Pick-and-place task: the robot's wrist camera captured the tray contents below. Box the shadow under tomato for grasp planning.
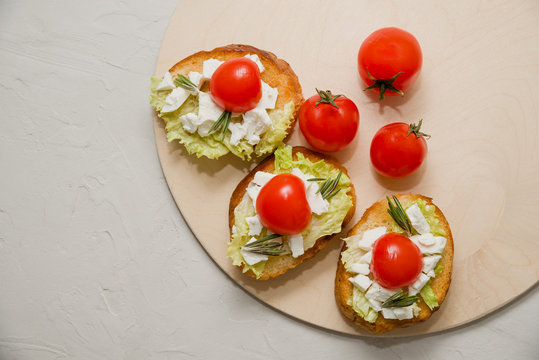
[370,158,428,192]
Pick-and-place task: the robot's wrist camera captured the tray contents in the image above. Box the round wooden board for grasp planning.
[153,0,539,336]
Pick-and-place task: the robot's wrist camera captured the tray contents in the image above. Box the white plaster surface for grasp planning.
[0,1,538,359]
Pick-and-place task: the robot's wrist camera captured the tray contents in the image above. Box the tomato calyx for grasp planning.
[407,119,431,139]
[364,68,404,100]
[315,88,342,108]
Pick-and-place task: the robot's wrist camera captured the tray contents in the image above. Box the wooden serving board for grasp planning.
[153,0,539,336]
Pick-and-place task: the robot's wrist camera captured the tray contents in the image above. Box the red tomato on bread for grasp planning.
[358,27,422,100]
[256,174,311,235]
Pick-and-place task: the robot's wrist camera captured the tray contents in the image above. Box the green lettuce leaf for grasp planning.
[419,282,439,310]
[348,287,378,323]
[226,145,354,278]
[150,76,294,160]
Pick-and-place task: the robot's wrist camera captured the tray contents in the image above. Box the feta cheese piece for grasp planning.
[246,215,263,236]
[161,87,190,113]
[178,113,198,133]
[288,234,304,258]
[246,172,276,207]
[244,54,265,73]
[408,273,431,295]
[349,274,372,292]
[356,227,386,250]
[422,255,442,275]
[406,203,431,234]
[383,306,414,320]
[188,71,203,89]
[241,237,269,265]
[365,282,400,303]
[258,81,278,110]
[202,58,224,79]
[410,234,447,255]
[290,168,329,215]
[350,263,370,275]
[197,91,223,136]
[359,250,372,264]
[156,72,175,91]
[228,121,247,146]
[381,308,398,320]
[241,107,272,145]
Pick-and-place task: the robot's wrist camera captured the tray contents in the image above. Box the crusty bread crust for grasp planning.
[335,194,454,333]
[163,44,304,135]
[229,146,356,280]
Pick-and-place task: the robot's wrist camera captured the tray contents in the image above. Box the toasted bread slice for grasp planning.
[154,44,303,159]
[229,146,356,280]
[335,194,454,333]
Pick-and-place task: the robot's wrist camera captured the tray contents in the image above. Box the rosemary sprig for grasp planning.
[387,195,417,236]
[310,171,343,200]
[382,289,419,308]
[208,110,231,140]
[174,74,198,92]
[242,234,286,256]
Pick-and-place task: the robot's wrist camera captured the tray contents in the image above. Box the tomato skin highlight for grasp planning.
[210,57,262,113]
[298,92,359,152]
[370,122,428,178]
[370,233,423,289]
[358,27,422,98]
[255,174,312,235]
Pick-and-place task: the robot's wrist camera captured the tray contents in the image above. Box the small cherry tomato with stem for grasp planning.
[299,89,359,152]
[370,119,430,178]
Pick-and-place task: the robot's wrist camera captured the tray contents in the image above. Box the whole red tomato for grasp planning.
[299,89,359,152]
[370,120,430,178]
[358,27,422,100]
[256,174,311,235]
[210,57,262,113]
[371,233,423,289]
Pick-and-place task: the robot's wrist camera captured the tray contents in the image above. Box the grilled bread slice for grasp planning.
[228,146,356,280]
[335,194,454,333]
[150,44,303,160]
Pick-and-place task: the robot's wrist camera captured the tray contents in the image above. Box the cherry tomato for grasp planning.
[358,27,422,100]
[210,57,262,113]
[371,233,423,289]
[256,174,311,235]
[298,89,359,152]
[370,120,430,178]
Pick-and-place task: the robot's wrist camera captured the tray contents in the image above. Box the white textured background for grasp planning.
[0,1,538,359]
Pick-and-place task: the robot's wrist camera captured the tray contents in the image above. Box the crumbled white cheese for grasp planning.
[178,113,198,133]
[382,306,414,320]
[228,122,247,146]
[188,71,203,88]
[349,274,372,292]
[202,58,224,79]
[406,203,431,234]
[350,263,370,275]
[359,250,372,264]
[381,308,397,320]
[240,237,269,265]
[408,273,431,295]
[410,234,447,255]
[288,234,304,258]
[246,171,276,208]
[246,215,263,236]
[290,168,328,215]
[366,282,400,303]
[258,80,278,110]
[196,91,224,136]
[422,255,442,275]
[244,54,265,73]
[161,87,190,113]
[242,107,273,145]
[356,227,386,250]
[156,72,175,91]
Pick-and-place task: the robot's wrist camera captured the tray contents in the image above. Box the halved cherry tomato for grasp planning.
[358,27,422,100]
[298,89,359,152]
[371,233,423,289]
[370,120,430,178]
[210,57,262,113]
[256,174,311,235]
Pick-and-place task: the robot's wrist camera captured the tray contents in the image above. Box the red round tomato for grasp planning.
[370,120,429,178]
[298,89,359,152]
[371,233,423,289]
[358,27,422,100]
[256,174,311,235]
[210,57,262,113]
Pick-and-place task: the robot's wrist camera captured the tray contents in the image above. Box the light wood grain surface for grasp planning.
[153,0,539,336]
